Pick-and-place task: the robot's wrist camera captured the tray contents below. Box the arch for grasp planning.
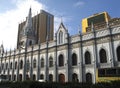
[29,40,32,46]
[40,74,44,79]
[59,31,63,44]
[85,51,91,64]
[49,56,53,67]
[26,74,29,80]
[49,74,53,82]
[33,59,36,68]
[20,60,23,69]
[9,75,11,81]
[15,61,17,69]
[58,54,64,67]
[86,73,92,83]
[59,74,65,83]
[14,75,16,81]
[1,63,4,70]
[72,53,77,66]
[26,59,29,72]
[41,58,44,68]
[19,74,22,81]
[10,62,12,69]
[33,74,36,81]
[117,46,120,61]
[72,73,78,82]
[99,48,107,63]
[6,63,8,70]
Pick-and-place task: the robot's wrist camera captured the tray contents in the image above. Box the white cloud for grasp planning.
[74,1,85,7]
[0,0,71,50]
[0,0,46,50]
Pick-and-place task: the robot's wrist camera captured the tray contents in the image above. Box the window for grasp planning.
[20,60,23,69]
[6,63,8,70]
[85,51,91,64]
[99,49,107,63]
[15,62,17,69]
[26,60,29,72]
[49,74,53,82]
[72,73,78,82]
[72,53,77,66]
[10,62,12,69]
[33,59,36,68]
[40,74,44,79]
[86,73,92,83]
[29,41,32,46]
[117,46,120,61]
[59,54,64,67]
[41,58,44,68]
[59,31,63,44]
[49,56,53,67]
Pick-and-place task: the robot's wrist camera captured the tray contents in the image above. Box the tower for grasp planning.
[18,8,36,48]
[17,9,54,49]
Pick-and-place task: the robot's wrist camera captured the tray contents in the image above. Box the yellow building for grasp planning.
[82,12,111,33]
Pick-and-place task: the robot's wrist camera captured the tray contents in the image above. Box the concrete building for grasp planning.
[0,8,120,83]
[17,8,54,49]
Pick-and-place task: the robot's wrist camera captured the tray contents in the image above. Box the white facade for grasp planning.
[0,10,120,83]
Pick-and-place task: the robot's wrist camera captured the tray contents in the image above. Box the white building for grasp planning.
[0,8,120,83]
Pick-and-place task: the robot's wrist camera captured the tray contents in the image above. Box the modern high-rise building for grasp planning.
[17,8,54,49]
[82,12,111,33]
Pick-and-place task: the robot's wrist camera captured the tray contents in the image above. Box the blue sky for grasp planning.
[0,0,120,49]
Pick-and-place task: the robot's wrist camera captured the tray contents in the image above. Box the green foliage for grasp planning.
[0,80,120,88]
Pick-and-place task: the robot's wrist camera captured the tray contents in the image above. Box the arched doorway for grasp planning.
[26,74,29,80]
[86,73,92,83]
[19,74,22,81]
[72,73,78,82]
[33,74,36,81]
[49,74,53,82]
[59,74,65,83]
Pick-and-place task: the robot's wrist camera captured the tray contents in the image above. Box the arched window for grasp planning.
[99,49,107,63]
[49,56,53,67]
[40,74,44,79]
[10,62,12,69]
[2,63,4,70]
[26,60,29,72]
[117,46,120,61]
[41,58,44,68]
[49,74,53,82]
[15,62,17,69]
[6,63,8,70]
[20,60,23,69]
[29,40,32,46]
[59,54,64,67]
[72,53,77,66]
[33,59,36,68]
[85,51,91,64]
[86,73,92,83]
[59,31,63,44]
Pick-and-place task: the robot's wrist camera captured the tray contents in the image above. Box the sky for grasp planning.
[0,0,120,50]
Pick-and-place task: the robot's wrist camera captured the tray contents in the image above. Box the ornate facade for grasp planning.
[0,8,120,83]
